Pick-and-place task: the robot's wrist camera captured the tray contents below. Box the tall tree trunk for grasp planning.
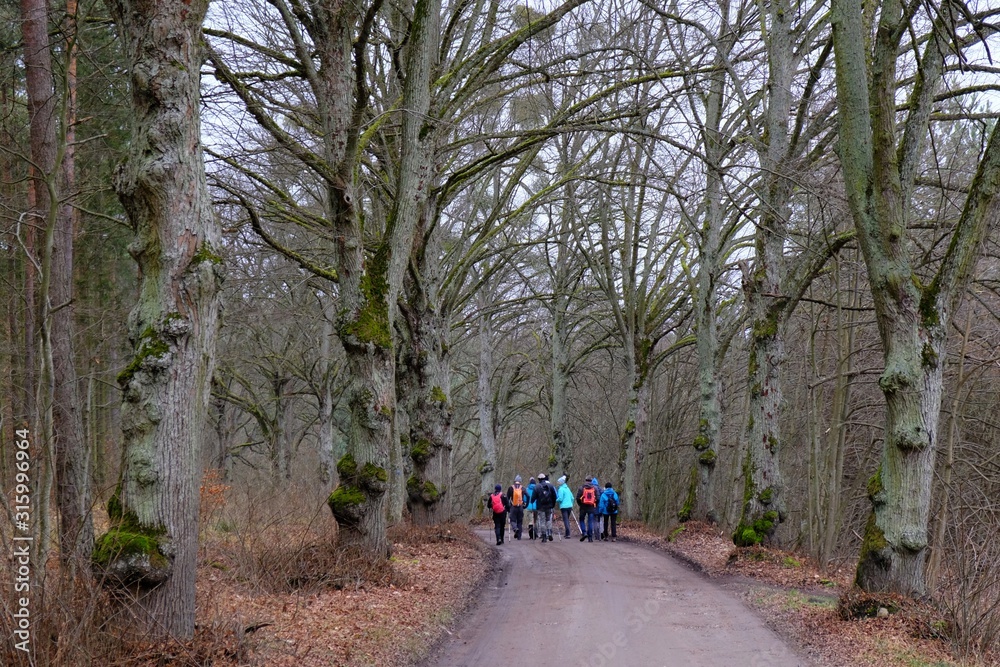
[319,0,392,555]
[819,266,856,567]
[399,300,452,525]
[326,0,438,551]
[20,0,50,429]
[734,0,793,546]
[620,341,649,520]
[51,0,92,573]
[832,0,1000,595]
[99,0,221,639]
[477,296,497,501]
[270,373,290,482]
[682,0,729,524]
[318,297,338,488]
[927,309,970,587]
[549,316,570,475]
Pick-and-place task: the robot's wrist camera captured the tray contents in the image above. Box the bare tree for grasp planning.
[831,0,1000,595]
[95,0,221,638]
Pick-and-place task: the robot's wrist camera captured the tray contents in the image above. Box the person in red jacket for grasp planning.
[576,477,599,542]
[488,483,511,545]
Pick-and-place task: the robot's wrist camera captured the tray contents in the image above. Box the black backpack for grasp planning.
[538,482,555,505]
[605,491,619,514]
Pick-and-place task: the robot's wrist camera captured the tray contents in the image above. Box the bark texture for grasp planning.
[100,0,221,638]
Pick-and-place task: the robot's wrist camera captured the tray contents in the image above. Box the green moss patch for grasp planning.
[92,522,172,588]
[192,241,224,266]
[410,439,433,466]
[93,528,165,568]
[337,453,359,479]
[328,485,366,526]
[340,249,391,349]
[430,386,447,404]
[406,475,442,505]
[116,327,170,386]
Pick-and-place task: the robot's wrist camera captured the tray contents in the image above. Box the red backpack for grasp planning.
[581,485,596,506]
[490,492,505,513]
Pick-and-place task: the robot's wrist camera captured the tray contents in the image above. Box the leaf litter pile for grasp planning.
[191,521,493,667]
[624,520,973,667]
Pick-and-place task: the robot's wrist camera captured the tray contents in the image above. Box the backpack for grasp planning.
[605,491,619,514]
[512,486,523,506]
[581,485,596,506]
[490,492,505,514]
[538,483,554,505]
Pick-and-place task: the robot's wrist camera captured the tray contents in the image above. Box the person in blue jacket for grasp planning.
[526,477,537,539]
[556,475,575,538]
[599,481,620,541]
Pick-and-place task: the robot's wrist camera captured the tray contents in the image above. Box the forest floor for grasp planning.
[183,521,495,667]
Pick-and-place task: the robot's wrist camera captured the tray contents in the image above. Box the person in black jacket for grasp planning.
[534,473,558,542]
[488,483,511,544]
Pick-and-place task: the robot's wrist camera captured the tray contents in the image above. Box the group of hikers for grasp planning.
[487,473,620,545]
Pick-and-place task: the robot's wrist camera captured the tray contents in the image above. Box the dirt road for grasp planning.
[424,529,812,667]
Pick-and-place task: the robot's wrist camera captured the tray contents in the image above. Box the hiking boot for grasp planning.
[580,535,587,542]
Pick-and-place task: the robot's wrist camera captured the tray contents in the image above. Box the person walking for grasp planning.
[556,475,574,538]
[507,475,527,539]
[526,477,537,539]
[599,481,621,541]
[488,483,511,545]
[576,477,599,542]
[591,475,603,537]
[534,473,558,542]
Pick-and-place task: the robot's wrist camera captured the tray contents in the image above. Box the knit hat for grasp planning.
[494,484,502,492]
[514,475,522,483]
[538,473,547,480]
[557,475,566,485]
[585,476,592,482]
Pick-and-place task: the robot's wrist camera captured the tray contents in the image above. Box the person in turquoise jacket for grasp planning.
[598,482,620,541]
[526,477,538,539]
[556,475,574,538]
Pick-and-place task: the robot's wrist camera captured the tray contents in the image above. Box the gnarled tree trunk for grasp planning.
[99,0,221,639]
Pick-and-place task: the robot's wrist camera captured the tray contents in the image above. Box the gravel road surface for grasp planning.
[424,529,812,667]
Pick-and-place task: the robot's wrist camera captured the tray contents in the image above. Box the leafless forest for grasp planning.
[3,0,1000,662]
